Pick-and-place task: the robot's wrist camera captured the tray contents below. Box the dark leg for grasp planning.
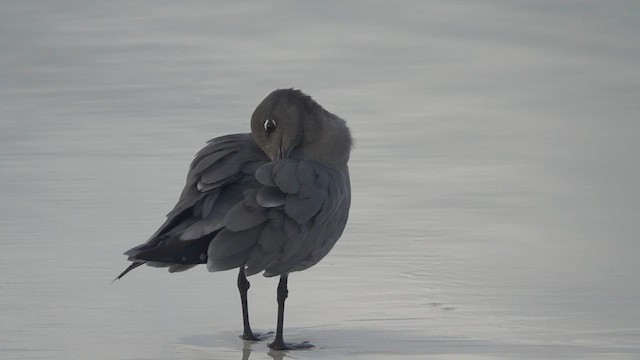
[268,273,289,350]
[238,266,259,341]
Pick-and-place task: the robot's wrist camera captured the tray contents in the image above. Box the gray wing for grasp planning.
[123,133,268,272]
[207,159,351,277]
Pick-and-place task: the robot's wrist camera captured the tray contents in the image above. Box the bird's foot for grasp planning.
[268,339,313,351]
[240,330,273,342]
[241,333,260,341]
[267,338,288,351]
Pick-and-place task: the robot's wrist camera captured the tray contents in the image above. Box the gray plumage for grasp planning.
[117,88,351,279]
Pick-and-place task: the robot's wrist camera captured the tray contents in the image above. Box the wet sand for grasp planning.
[1,2,639,359]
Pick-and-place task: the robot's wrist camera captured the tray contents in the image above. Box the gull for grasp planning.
[116,89,352,350]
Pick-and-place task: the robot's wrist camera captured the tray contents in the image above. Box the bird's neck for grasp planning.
[301,110,352,167]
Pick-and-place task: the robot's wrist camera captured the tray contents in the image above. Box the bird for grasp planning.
[115,89,352,350]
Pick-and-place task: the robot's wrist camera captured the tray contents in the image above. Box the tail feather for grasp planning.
[116,233,216,283]
[130,236,212,265]
[113,261,146,283]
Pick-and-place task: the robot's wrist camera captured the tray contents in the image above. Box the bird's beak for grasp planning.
[275,144,286,160]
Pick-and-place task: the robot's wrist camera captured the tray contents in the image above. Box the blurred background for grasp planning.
[1,1,639,359]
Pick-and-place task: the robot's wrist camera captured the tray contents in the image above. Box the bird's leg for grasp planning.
[238,266,259,341]
[268,273,289,350]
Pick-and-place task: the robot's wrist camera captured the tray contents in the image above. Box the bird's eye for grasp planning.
[263,118,277,133]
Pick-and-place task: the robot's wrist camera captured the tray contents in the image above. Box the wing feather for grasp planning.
[122,133,269,272]
[273,161,300,194]
[123,135,350,278]
[205,159,349,276]
[223,189,269,231]
[256,186,286,207]
[208,225,263,261]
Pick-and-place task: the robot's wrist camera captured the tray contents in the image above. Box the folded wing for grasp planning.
[123,133,268,272]
[123,136,350,278]
[208,159,350,276]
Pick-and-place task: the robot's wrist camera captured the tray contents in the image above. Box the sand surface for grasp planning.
[1,2,639,359]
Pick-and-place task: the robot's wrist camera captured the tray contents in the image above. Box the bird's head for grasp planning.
[251,89,352,166]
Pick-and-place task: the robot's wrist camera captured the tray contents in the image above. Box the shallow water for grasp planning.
[1,2,639,359]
